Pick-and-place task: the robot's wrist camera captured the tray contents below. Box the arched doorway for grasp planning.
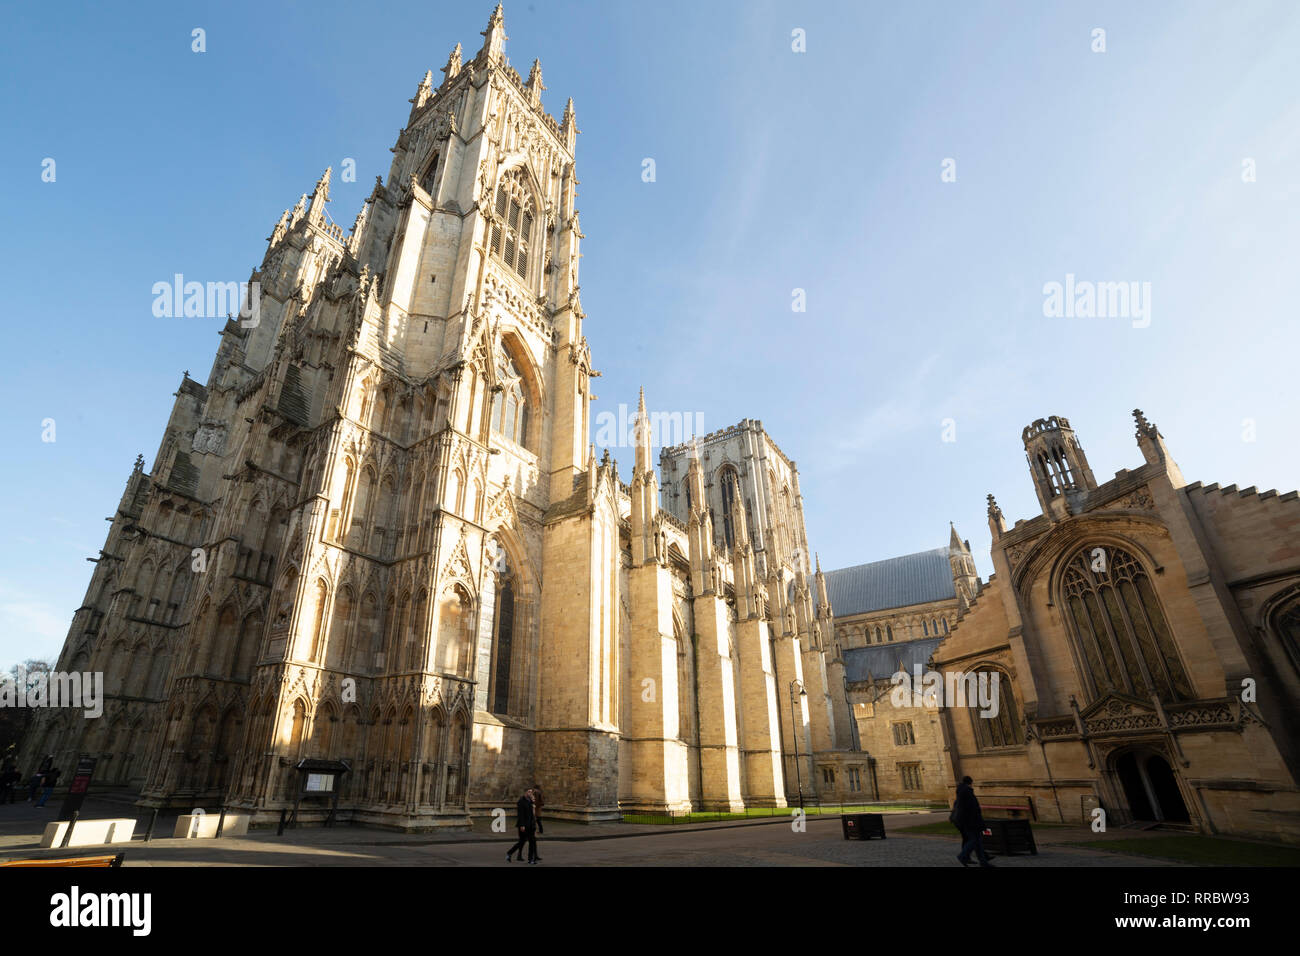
[1114,749,1190,823]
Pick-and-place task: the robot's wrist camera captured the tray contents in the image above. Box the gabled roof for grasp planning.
[819,547,956,617]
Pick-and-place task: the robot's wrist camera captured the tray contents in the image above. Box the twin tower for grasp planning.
[24,5,844,827]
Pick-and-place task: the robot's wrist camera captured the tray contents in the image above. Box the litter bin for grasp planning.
[841,813,886,840]
[982,817,1037,855]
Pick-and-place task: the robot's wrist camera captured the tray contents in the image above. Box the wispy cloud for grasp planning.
[0,581,69,671]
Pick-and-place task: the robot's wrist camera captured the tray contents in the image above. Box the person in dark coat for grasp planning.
[26,754,53,803]
[506,788,537,863]
[530,785,544,861]
[34,765,60,808]
[952,775,993,867]
[0,764,19,804]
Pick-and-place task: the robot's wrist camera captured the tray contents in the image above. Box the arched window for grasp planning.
[419,151,439,196]
[490,169,534,281]
[970,667,1022,749]
[489,547,516,716]
[1270,588,1300,667]
[942,618,949,635]
[490,345,530,447]
[436,586,474,677]
[719,468,740,550]
[407,589,427,671]
[327,589,353,670]
[874,626,882,644]
[347,468,375,551]
[1061,545,1192,702]
[307,580,329,663]
[232,610,262,680]
[886,625,893,642]
[922,620,929,636]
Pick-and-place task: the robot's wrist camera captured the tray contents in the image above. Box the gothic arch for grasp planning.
[1260,581,1300,675]
[963,662,1023,750]
[1053,540,1192,703]
[489,164,543,286]
[1014,515,1167,596]
[435,583,476,678]
[490,331,543,453]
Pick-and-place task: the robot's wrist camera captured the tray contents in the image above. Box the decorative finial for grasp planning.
[442,45,461,81]
[1133,408,1156,437]
[133,453,145,473]
[987,493,1002,519]
[527,58,545,93]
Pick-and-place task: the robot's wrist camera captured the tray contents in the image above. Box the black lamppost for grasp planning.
[789,679,807,810]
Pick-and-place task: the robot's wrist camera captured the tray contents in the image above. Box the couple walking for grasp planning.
[506,785,544,864]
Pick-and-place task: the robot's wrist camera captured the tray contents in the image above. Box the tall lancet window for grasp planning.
[489,545,516,716]
[1062,545,1192,702]
[490,346,529,447]
[719,467,739,550]
[418,152,439,196]
[490,169,534,281]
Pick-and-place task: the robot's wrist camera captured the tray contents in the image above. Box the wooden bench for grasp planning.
[0,853,124,868]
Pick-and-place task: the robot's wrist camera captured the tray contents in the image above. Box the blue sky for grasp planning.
[2,1,1298,670]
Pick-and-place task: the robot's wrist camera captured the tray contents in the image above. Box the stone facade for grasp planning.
[20,7,845,829]
[932,412,1300,841]
[820,533,980,804]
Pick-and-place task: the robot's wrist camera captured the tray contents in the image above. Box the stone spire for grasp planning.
[442,43,462,83]
[814,553,831,619]
[634,386,651,476]
[987,493,1006,537]
[480,3,507,62]
[526,58,545,105]
[560,96,578,152]
[268,208,290,246]
[1132,408,1184,484]
[307,167,332,222]
[412,69,433,111]
[630,388,659,566]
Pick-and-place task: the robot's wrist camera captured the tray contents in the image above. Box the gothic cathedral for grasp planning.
[20,6,845,828]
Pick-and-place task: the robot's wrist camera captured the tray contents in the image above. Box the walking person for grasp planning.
[530,785,544,862]
[34,764,60,808]
[951,775,993,867]
[26,754,52,803]
[0,763,19,804]
[505,787,537,863]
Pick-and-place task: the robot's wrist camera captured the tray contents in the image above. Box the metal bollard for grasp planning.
[59,811,79,849]
[216,808,227,838]
[143,808,158,842]
[277,808,287,836]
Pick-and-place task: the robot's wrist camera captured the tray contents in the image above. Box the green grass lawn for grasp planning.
[623,803,941,825]
[1061,835,1300,867]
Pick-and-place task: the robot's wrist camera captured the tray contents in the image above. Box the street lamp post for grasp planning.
[789,679,807,810]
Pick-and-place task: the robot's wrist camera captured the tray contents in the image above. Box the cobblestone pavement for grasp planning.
[0,796,1183,866]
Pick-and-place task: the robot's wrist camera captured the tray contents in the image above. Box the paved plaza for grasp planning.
[0,797,1183,867]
